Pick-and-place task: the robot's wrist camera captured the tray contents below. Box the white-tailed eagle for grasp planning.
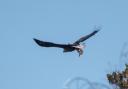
[34,30,100,56]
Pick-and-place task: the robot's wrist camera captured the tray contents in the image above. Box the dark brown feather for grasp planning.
[73,30,99,45]
[33,38,70,48]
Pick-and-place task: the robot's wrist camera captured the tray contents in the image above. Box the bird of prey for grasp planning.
[34,30,100,56]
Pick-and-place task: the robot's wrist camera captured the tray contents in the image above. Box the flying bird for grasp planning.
[34,29,100,56]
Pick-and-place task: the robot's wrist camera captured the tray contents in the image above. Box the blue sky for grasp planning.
[0,0,128,89]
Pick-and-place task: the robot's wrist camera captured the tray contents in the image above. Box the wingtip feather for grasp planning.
[33,38,41,46]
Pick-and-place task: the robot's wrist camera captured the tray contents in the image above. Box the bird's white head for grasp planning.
[78,43,86,49]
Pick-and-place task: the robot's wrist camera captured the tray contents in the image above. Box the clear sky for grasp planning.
[0,0,128,89]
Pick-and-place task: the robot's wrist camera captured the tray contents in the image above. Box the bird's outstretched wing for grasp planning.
[73,30,100,45]
[33,38,69,48]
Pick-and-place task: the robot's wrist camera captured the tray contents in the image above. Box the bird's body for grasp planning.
[34,29,100,56]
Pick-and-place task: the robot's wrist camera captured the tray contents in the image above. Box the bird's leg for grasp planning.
[79,52,81,57]
[78,49,81,57]
[76,49,83,57]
